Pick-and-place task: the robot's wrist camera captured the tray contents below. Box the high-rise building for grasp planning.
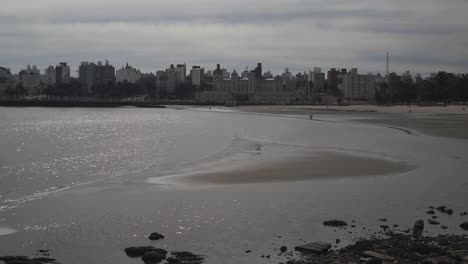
[79,60,115,91]
[253,63,262,79]
[45,66,56,85]
[327,68,339,90]
[342,68,375,100]
[222,69,230,79]
[20,65,42,95]
[55,62,70,84]
[213,64,223,79]
[0,67,17,94]
[116,63,141,83]
[309,67,325,92]
[190,66,204,86]
[175,64,186,82]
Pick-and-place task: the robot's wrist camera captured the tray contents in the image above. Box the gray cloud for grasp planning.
[1,0,468,75]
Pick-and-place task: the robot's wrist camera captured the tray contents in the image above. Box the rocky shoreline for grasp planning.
[1,209,467,264]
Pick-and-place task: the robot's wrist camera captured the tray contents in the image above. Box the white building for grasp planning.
[190,66,204,86]
[116,63,142,83]
[21,65,42,95]
[342,68,376,100]
[45,66,56,85]
[308,67,325,91]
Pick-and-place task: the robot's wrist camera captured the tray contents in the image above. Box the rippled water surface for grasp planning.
[0,107,467,264]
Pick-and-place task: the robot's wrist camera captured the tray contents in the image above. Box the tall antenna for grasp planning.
[386,52,389,77]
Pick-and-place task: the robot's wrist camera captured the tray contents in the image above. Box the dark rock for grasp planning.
[351,225,356,228]
[245,250,252,253]
[280,246,287,253]
[141,251,166,263]
[148,232,165,241]
[441,225,448,230]
[363,250,395,261]
[432,215,439,219]
[170,251,204,262]
[295,242,331,254]
[3,261,41,264]
[413,220,424,236]
[124,246,167,258]
[436,206,447,212]
[409,244,446,255]
[378,218,387,222]
[429,206,435,209]
[423,256,459,264]
[428,219,440,225]
[266,255,270,258]
[426,210,436,215]
[0,257,29,262]
[460,222,468,231]
[323,220,347,227]
[366,258,382,264]
[393,224,399,228]
[445,209,454,215]
[30,257,56,262]
[461,212,467,216]
[335,239,340,244]
[380,225,389,229]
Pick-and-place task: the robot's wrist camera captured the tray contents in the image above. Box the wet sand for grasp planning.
[236,105,468,140]
[355,115,468,140]
[238,105,468,115]
[154,151,414,185]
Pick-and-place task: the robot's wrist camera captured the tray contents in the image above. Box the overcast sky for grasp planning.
[1,0,468,76]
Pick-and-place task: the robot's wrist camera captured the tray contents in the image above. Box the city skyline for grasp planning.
[2,0,468,76]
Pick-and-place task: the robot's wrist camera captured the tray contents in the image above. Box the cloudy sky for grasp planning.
[1,0,468,76]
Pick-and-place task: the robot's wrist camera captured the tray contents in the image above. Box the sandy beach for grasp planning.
[238,104,468,115]
[153,151,413,185]
[235,104,468,140]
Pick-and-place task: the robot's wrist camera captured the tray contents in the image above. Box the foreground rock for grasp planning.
[295,242,331,254]
[0,256,58,264]
[289,233,468,264]
[124,246,167,258]
[460,222,468,231]
[323,220,347,227]
[148,232,165,241]
[167,251,205,263]
[413,219,425,236]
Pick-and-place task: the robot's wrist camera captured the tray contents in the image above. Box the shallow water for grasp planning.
[0,107,467,264]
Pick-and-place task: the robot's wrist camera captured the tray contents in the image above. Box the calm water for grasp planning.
[0,107,467,264]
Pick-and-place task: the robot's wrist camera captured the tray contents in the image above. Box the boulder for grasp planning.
[431,256,458,264]
[362,251,395,261]
[436,206,447,212]
[366,258,382,264]
[295,242,331,254]
[148,232,165,241]
[323,220,347,227]
[445,209,453,215]
[0,257,30,262]
[413,220,424,236]
[427,210,436,215]
[124,246,167,258]
[30,257,56,262]
[460,222,468,231]
[428,219,440,225]
[141,251,166,263]
[280,246,288,253]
